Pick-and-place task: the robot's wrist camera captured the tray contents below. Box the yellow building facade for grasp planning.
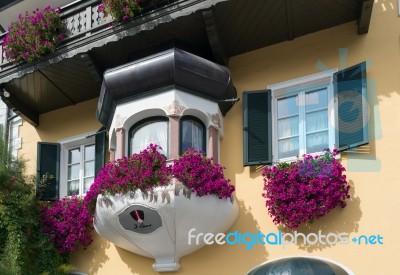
[9,1,398,274]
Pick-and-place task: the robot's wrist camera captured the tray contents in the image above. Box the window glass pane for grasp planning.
[305,88,328,112]
[84,177,94,193]
[68,148,80,164]
[306,110,328,133]
[131,120,168,156]
[278,137,299,159]
[68,164,80,180]
[84,145,95,161]
[278,96,298,118]
[84,160,94,177]
[306,131,329,153]
[277,96,299,159]
[305,89,328,154]
[278,116,299,139]
[67,180,80,196]
[181,119,204,153]
[10,124,18,138]
[182,121,192,148]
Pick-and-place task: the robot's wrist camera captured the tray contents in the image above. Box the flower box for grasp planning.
[94,178,238,272]
[262,150,350,229]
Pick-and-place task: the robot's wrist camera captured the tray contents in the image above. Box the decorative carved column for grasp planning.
[164,100,186,160]
[109,149,116,162]
[169,116,180,160]
[208,126,219,163]
[115,128,126,159]
[207,113,221,163]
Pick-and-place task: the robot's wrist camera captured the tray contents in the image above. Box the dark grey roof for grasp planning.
[97,46,236,127]
[0,0,372,126]
[0,0,21,12]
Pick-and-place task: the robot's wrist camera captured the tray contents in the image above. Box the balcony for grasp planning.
[0,0,373,127]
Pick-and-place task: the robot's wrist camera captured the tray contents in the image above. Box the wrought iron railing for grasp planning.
[0,0,113,69]
[0,0,218,76]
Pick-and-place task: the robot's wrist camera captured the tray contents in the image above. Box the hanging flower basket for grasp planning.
[41,196,93,254]
[94,179,238,272]
[41,145,238,268]
[262,149,350,229]
[97,0,177,23]
[2,6,66,63]
[85,145,238,272]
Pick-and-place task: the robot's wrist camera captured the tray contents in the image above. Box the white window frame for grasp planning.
[268,69,338,163]
[59,131,96,198]
[9,116,22,158]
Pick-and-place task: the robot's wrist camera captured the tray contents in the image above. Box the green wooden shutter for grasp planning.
[243,90,272,166]
[95,129,107,176]
[334,62,368,151]
[36,142,60,201]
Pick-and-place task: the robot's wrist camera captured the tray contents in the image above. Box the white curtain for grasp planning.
[181,120,203,152]
[278,116,299,159]
[131,121,168,156]
[306,109,328,153]
[276,89,329,158]
[305,89,328,153]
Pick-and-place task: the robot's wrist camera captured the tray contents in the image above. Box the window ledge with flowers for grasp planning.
[2,6,66,64]
[42,145,238,272]
[1,1,178,65]
[98,0,178,23]
[262,149,350,229]
[40,46,238,272]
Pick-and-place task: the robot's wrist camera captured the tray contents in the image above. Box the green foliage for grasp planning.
[0,140,71,274]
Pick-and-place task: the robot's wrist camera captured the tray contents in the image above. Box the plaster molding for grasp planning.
[164,100,186,116]
[115,114,127,129]
[207,112,221,128]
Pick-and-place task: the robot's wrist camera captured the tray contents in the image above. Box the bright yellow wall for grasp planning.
[222,1,399,274]
[17,1,399,274]
[19,98,102,175]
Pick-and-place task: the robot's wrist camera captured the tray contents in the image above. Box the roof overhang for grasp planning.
[0,0,374,127]
[97,47,236,128]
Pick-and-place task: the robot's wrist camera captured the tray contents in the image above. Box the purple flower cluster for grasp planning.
[98,0,143,22]
[84,145,234,213]
[172,149,235,199]
[98,0,177,23]
[41,145,234,253]
[41,196,93,254]
[2,6,66,63]
[262,149,350,229]
[84,144,170,213]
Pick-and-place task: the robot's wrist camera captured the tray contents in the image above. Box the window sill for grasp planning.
[274,150,341,164]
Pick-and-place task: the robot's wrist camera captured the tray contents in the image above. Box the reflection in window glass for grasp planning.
[277,96,299,159]
[67,145,95,196]
[275,87,331,160]
[305,89,328,153]
[83,145,95,193]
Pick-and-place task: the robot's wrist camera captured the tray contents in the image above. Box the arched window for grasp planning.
[129,117,168,156]
[247,257,353,275]
[180,116,206,154]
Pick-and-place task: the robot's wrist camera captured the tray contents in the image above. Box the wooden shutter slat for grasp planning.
[243,90,272,166]
[334,62,368,151]
[36,142,60,201]
[95,129,106,177]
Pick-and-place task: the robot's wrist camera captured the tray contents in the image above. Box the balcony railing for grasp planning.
[0,0,112,70]
[0,0,226,83]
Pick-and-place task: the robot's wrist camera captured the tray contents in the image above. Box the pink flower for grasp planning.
[41,196,93,254]
[43,144,235,253]
[3,6,66,63]
[262,150,350,228]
